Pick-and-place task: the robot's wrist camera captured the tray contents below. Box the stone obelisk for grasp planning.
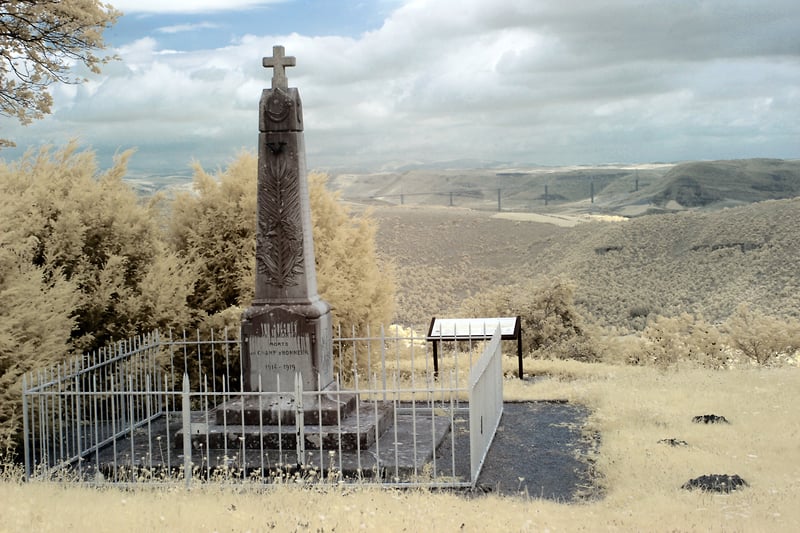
[241,45,334,393]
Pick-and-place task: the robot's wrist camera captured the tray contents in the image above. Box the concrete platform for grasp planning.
[179,401,391,451]
[212,385,358,426]
[87,404,458,482]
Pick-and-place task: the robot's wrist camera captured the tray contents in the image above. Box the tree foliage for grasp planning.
[725,304,800,365]
[0,142,194,351]
[0,237,77,448]
[309,172,395,329]
[168,153,257,318]
[639,313,728,368]
[0,0,119,135]
[0,142,196,446]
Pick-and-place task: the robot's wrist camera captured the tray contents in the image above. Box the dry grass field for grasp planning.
[3,361,798,531]
[3,188,799,531]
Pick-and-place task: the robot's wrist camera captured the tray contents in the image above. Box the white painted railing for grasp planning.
[22,326,504,489]
[468,326,504,485]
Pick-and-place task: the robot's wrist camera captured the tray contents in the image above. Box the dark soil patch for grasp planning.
[658,438,688,447]
[682,474,748,493]
[692,414,730,424]
[475,401,598,501]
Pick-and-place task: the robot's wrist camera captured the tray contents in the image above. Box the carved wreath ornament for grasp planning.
[256,157,304,287]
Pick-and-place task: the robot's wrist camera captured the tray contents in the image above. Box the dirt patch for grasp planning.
[435,401,598,501]
[682,474,748,493]
[491,212,584,227]
[492,212,628,226]
[477,402,597,501]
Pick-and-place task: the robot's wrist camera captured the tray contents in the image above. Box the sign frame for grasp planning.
[426,316,523,379]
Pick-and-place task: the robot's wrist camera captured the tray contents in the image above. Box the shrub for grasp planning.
[724,304,800,365]
[309,173,395,330]
[0,143,194,447]
[0,242,78,448]
[0,143,195,351]
[640,313,728,368]
[169,153,257,315]
[460,278,598,361]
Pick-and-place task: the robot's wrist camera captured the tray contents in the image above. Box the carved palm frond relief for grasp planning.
[256,156,304,287]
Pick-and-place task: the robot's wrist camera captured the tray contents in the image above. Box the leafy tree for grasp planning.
[310,172,396,330]
[168,153,257,318]
[0,237,77,448]
[0,0,119,143]
[0,142,195,446]
[725,304,800,365]
[0,142,194,352]
[640,313,728,368]
[168,152,396,333]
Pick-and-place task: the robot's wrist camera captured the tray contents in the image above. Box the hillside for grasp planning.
[334,158,800,217]
[536,197,800,327]
[369,197,800,328]
[608,158,800,214]
[332,164,671,213]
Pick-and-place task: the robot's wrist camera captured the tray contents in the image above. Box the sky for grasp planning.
[2,0,799,176]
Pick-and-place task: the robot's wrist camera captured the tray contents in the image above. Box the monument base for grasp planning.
[179,399,392,452]
[213,382,358,426]
[241,303,334,392]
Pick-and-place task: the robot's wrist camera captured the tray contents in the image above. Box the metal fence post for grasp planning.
[22,374,31,481]
[182,373,192,488]
[295,372,305,466]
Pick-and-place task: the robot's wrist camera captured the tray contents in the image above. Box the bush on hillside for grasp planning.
[639,313,728,368]
[724,304,800,365]
[460,278,599,362]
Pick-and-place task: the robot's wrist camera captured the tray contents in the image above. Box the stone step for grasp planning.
[212,388,358,426]
[176,401,391,452]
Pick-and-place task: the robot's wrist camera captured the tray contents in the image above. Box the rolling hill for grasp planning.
[334,158,800,218]
[368,196,800,329]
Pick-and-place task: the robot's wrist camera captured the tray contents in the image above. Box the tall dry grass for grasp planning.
[3,360,798,531]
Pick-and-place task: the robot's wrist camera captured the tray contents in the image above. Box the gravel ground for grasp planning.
[80,400,598,502]
[475,401,597,501]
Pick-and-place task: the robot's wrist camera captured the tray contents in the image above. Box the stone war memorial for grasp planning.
[242,44,333,395]
[21,46,507,490]
[242,44,335,400]
[182,45,392,462]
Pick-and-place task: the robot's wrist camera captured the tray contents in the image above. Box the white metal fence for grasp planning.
[469,327,504,478]
[22,326,504,489]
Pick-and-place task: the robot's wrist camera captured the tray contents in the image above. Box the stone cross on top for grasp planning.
[262,45,296,89]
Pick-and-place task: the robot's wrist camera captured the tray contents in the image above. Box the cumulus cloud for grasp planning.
[3,0,798,173]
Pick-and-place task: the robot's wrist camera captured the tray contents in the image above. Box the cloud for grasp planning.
[156,22,220,34]
[109,0,287,14]
[3,0,798,173]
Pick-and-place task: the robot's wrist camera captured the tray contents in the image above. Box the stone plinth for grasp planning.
[242,306,333,393]
[181,402,391,452]
[214,383,357,426]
